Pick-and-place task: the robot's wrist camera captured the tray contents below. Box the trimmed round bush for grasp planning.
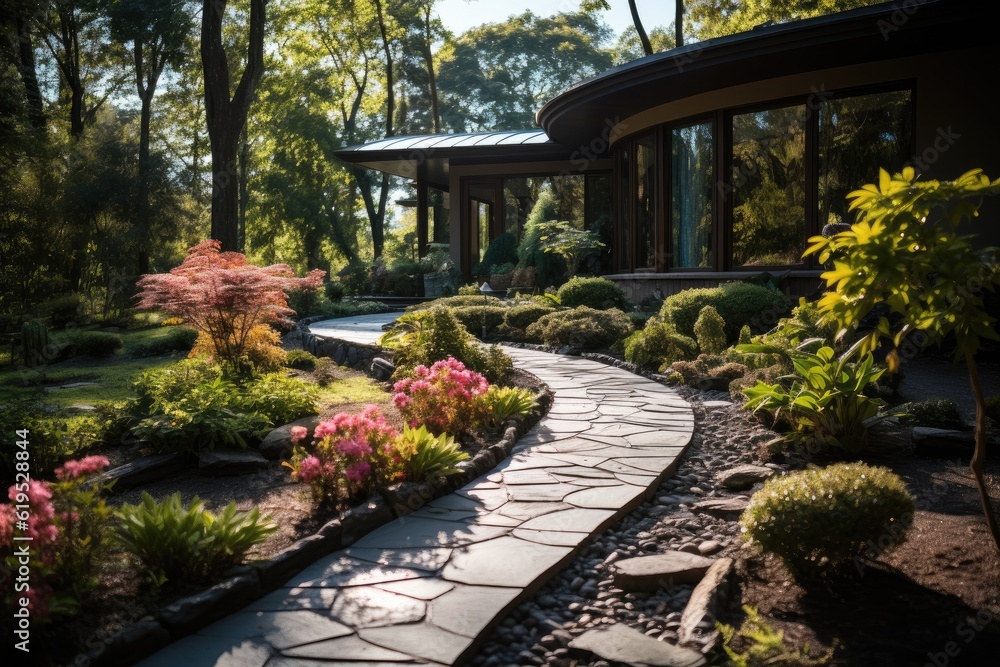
[498,303,557,342]
[527,306,633,349]
[661,282,791,341]
[69,331,123,357]
[127,327,198,358]
[557,277,629,311]
[450,305,508,339]
[285,350,319,371]
[409,294,504,312]
[324,280,345,302]
[474,231,519,275]
[622,320,697,370]
[741,463,915,572]
[892,398,964,429]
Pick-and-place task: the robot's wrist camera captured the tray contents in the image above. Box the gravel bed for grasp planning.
[468,388,787,667]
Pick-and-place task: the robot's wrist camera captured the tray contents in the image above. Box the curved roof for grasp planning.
[537,0,993,146]
[334,130,564,187]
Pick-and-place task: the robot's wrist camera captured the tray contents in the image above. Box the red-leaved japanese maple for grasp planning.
[136,240,324,375]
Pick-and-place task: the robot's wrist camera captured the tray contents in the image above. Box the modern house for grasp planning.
[335,0,999,300]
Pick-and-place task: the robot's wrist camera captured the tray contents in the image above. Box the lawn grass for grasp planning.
[315,375,390,408]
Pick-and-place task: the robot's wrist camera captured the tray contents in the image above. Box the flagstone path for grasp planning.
[138,316,694,666]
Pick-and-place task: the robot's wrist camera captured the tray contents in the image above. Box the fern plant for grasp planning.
[718,605,833,666]
[114,492,276,586]
[397,425,470,482]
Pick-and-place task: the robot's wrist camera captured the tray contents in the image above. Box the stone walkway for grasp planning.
[139,317,694,666]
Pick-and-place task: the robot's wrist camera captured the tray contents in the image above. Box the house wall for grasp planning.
[604,45,999,301]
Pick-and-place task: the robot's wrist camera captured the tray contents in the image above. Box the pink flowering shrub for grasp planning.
[393,357,490,435]
[0,456,111,622]
[285,406,402,507]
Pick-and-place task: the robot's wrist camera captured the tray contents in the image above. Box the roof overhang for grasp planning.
[537,0,995,146]
[334,130,577,189]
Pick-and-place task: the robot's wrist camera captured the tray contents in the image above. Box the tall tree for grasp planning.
[109,0,191,274]
[201,0,266,251]
[687,0,878,39]
[1,1,46,132]
[584,0,650,57]
[676,0,684,47]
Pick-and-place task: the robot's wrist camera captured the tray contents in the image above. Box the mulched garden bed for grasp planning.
[24,362,547,667]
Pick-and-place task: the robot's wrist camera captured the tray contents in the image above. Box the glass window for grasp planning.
[468,182,496,262]
[617,146,631,271]
[635,134,657,269]
[818,90,913,228]
[671,122,714,268]
[584,173,614,275]
[429,188,450,245]
[731,105,807,266]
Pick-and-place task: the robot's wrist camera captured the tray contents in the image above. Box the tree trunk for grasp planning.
[201,0,266,251]
[965,349,1000,552]
[423,6,440,133]
[676,0,684,48]
[15,16,45,132]
[628,0,653,56]
[373,0,394,139]
[238,124,249,252]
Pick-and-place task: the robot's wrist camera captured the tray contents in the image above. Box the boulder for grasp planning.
[198,449,269,476]
[371,357,395,382]
[94,453,183,491]
[678,558,735,651]
[716,464,775,490]
[692,497,749,520]
[258,415,321,460]
[611,551,716,591]
[569,624,705,667]
[911,427,977,459]
[380,481,433,517]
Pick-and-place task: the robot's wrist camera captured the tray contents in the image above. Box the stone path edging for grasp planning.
[137,318,695,666]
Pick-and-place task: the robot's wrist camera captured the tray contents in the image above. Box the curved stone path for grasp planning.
[139,316,694,666]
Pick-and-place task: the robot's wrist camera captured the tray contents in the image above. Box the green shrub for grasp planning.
[243,374,319,425]
[285,350,319,371]
[498,303,556,342]
[324,280,345,302]
[888,398,964,430]
[527,306,633,349]
[622,320,697,369]
[287,285,324,318]
[449,305,507,339]
[661,282,791,341]
[719,605,834,666]
[397,425,470,482]
[986,394,1000,422]
[693,305,727,355]
[741,463,914,572]
[730,363,789,400]
[478,386,538,427]
[381,307,512,384]
[37,293,83,329]
[0,395,66,477]
[67,331,123,358]
[126,327,198,358]
[313,357,339,387]
[473,231,519,275]
[115,492,277,586]
[318,299,391,318]
[743,346,886,456]
[739,325,753,345]
[408,294,504,312]
[556,277,629,311]
[667,354,748,389]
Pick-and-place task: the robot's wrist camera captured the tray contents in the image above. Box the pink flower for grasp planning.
[296,456,323,484]
[335,436,372,459]
[55,455,110,480]
[345,461,371,483]
[290,425,309,443]
[0,504,14,546]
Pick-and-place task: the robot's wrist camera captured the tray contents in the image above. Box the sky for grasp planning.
[434,0,677,38]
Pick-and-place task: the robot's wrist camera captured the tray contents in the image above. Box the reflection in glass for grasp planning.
[732,105,807,266]
[819,90,913,227]
[635,134,657,269]
[671,122,713,268]
[618,146,631,271]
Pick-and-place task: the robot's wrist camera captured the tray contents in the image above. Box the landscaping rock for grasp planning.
[79,616,171,667]
[381,481,433,517]
[911,427,976,459]
[255,535,330,588]
[371,356,395,382]
[611,551,716,591]
[716,464,775,490]
[158,573,262,635]
[198,449,269,475]
[691,497,748,520]
[259,415,321,460]
[340,497,393,545]
[678,558,734,651]
[95,453,183,491]
[569,624,706,667]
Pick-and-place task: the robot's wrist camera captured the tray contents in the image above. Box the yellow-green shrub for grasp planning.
[527,306,633,349]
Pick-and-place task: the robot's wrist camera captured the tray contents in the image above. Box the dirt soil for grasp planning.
[29,364,546,666]
[731,453,1000,667]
